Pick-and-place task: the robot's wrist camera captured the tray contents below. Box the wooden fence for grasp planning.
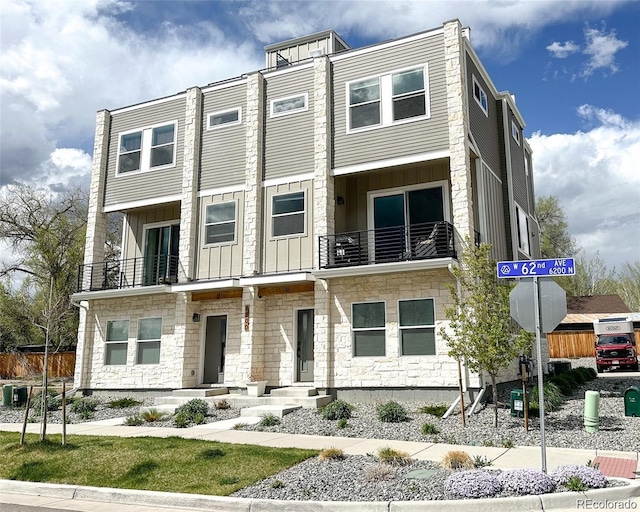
[0,352,76,379]
[548,331,640,359]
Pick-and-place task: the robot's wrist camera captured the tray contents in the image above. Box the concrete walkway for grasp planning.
[1,420,639,511]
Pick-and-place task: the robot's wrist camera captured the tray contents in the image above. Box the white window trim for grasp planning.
[512,120,521,146]
[141,220,180,259]
[203,199,238,247]
[346,63,430,134]
[207,107,242,130]
[472,74,488,117]
[270,189,307,240]
[136,316,162,365]
[515,203,530,256]
[397,298,436,357]
[351,301,386,357]
[104,319,129,366]
[270,92,309,118]
[115,120,178,177]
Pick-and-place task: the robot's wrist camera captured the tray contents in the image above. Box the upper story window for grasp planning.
[524,152,529,176]
[204,201,237,245]
[208,108,241,130]
[347,64,429,133]
[512,120,521,146]
[516,204,530,255]
[117,121,177,176]
[472,75,488,116]
[272,191,305,237]
[271,93,308,118]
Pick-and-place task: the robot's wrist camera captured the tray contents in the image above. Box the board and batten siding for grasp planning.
[104,97,186,208]
[332,33,448,169]
[122,204,181,260]
[200,82,247,190]
[197,192,245,280]
[479,163,508,261]
[264,68,315,180]
[508,108,528,213]
[339,162,449,233]
[263,180,314,273]
[466,55,501,175]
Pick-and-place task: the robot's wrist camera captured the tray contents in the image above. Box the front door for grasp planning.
[296,309,314,382]
[203,315,227,384]
[143,224,179,285]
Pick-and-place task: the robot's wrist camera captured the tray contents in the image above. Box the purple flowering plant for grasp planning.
[444,469,502,499]
[498,468,556,495]
[550,464,608,489]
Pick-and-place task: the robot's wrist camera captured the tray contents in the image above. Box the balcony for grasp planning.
[318,221,456,270]
[77,255,179,293]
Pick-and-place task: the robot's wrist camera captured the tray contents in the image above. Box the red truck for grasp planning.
[593,318,638,373]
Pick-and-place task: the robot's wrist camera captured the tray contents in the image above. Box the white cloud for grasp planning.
[529,107,640,270]
[581,24,628,77]
[546,41,579,58]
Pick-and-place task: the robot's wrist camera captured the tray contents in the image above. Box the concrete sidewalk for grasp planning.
[1,420,639,511]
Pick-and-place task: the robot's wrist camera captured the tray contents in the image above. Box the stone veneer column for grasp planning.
[241,72,266,380]
[178,87,203,281]
[443,20,474,246]
[312,55,334,389]
[74,109,111,389]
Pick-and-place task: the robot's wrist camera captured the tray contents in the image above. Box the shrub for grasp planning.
[193,413,205,425]
[363,463,395,481]
[548,376,573,396]
[124,415,144,426]
[259,414,280,427]
[584,367,597,380]
[377,446,412,466]
[501,437,514,448]
[530,382,564,412]
[176,399,209,422]
[569,369,586,385]
[214,399,231,410]
[573,367,593,383]
[173,412,189,428]
[70,398,98,415]
[271,479,284,489]
[421,422,440,435]
[108,397,142,409]
[232,422,248,430]
[140,409,166,422]
[318,447,345,461]
[498,468,556,495]
[321,400,353,420]
[444,470,502,499]
[473,455,492,468]
[550,464,608,489]
[440,450,474,471]
[337,418,348,429]
[417,404,448,417]
[377,401,409,423]
[30,389,61,413]
[78,411,94,421]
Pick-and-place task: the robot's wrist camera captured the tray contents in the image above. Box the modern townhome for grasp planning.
[73,19,542,401]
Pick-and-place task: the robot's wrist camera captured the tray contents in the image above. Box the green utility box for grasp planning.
[2,385,13,407]
[624,386,640,417]
[12,386,27,407]
[510,389,524,418]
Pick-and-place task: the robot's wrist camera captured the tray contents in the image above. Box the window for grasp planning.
[117,121,177,175]
[512,120,521,145]
[105,319,129,365]
[472,75,488,116]
[524,152,529,176]
[347,64,428,132]
[352,302,386,356]
[137,317,162,364]
[399,299,435,356]
[271,93,308,117]
[204,202,236,245]
[516,205,530,255]
[272,191,305,237]
[208,108,241,130]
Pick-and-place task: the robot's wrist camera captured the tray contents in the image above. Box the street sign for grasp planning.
[510,278,567,333]
[497,258,575,279]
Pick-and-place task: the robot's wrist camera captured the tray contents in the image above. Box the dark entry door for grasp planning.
[297,309,314,382]
[203,315,227,384]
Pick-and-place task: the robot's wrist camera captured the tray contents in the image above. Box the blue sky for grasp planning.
[1,0,639,272]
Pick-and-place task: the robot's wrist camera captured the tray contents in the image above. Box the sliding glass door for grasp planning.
[143,224,179,285]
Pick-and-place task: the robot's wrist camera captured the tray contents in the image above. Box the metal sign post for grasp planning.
[533,276,547,473]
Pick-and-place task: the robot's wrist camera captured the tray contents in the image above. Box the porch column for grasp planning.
[444,19,475,248]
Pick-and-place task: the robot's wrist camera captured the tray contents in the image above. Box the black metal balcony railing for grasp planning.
[318,221,456,269]
[77,255,179,293]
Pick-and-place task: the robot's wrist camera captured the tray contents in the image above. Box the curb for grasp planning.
[2,478,639,512]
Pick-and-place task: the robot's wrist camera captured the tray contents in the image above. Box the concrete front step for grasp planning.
[140,404,178,415]
[269,386,318,397]
[227,394,332,409]
[171,388,228,397]
[154,396,231,407]
[240,405,302,418]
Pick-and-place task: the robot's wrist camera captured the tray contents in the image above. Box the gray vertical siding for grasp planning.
[264,67,315,180]
[200,82,247,190]
[508,107,528,213]
[479,163,508,261]
[332,33,449,170]
[466,55,501,175]
[104,96,186,207]
[496,100,514,260]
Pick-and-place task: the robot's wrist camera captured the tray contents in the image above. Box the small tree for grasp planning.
[441,240,532,428]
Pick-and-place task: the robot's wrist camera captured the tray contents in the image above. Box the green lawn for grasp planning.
[0,432,317,495]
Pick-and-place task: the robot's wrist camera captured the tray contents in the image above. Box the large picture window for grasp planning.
[117,121,177,175]
[137,317,162,365]
[105,319,129,365]
[272,192,305,237]
[204,202,236,245]
[352,302,386,356]
[399,299,435,356]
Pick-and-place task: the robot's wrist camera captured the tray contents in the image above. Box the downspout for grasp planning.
[68,298,89,398]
